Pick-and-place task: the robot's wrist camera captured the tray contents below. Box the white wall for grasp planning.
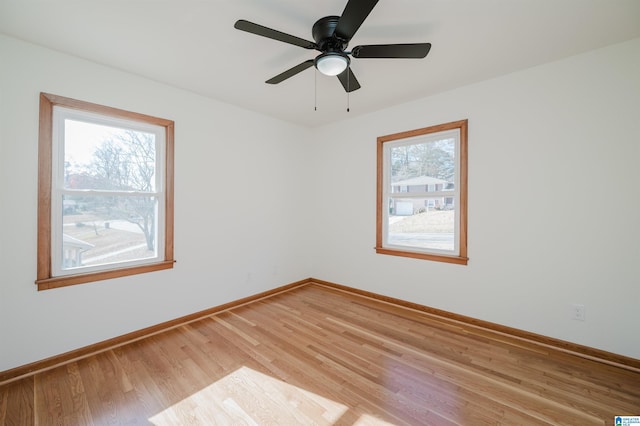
[0,35,312,372]
[309,38,640,359]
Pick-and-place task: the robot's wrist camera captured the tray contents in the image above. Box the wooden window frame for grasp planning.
[376,120,468,265]
[36,93,175,290]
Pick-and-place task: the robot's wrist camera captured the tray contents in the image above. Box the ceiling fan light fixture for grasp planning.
[315,52,349,76]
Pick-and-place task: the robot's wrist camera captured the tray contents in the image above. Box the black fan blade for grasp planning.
[336,67,361,92]
[234,20,318,50]
[351,43,431,59]
[334,0,379,41]
[266,60,315,84]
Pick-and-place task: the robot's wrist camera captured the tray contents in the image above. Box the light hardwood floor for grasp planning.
[1,283,639,425]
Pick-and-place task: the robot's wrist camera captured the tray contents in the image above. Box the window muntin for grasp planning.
[37,93,175,290]
[376,120,468,264]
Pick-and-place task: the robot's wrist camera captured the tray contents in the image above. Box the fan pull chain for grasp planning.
[314,68,317,111]
[347,67,350,112]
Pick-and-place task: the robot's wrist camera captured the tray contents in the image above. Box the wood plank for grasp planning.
[0,377,34,425]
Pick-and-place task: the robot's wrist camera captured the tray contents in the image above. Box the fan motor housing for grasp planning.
[312,16,348,51]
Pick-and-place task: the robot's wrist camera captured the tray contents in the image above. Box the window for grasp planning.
[37,93,175,290]
[376,120,468,264]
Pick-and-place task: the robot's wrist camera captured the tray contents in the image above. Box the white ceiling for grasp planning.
[1,0,639,127]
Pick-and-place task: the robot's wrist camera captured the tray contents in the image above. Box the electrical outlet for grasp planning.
[570,303,586,321]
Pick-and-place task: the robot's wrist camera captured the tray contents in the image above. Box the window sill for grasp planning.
[36,260,175,291]
[375,247,468,265]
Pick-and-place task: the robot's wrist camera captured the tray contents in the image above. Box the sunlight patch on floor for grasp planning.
[149,366,349,425]
[353,414,398,425]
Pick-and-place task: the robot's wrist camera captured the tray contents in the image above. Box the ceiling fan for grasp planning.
[234,0,431,93]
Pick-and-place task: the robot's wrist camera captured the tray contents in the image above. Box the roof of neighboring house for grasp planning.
[391,176,451,186]
[63,234,94,249]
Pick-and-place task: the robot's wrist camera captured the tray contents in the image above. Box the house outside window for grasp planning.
[376,120,468,265]
[37,93,175,290]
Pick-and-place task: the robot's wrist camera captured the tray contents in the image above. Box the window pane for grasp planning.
[387,137,456,252]
[390,138,455,189]
[61,194,158,270]
[64,119,157,192]
[388,197,455,251]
